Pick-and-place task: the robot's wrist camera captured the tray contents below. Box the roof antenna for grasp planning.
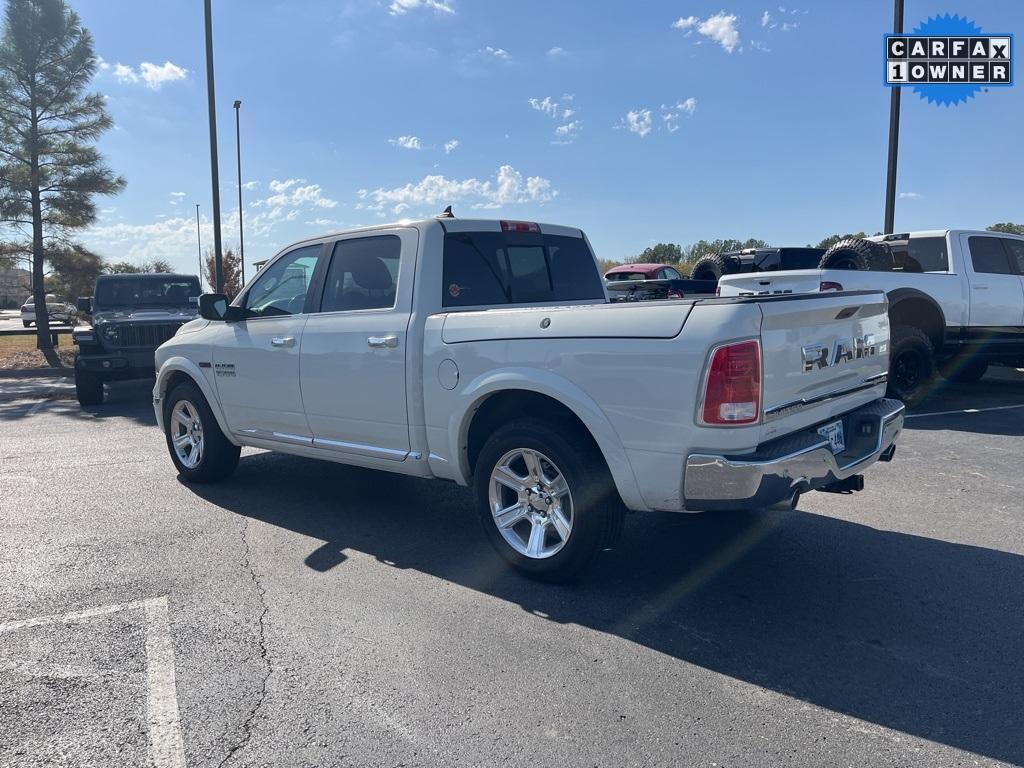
[436,205,455,219]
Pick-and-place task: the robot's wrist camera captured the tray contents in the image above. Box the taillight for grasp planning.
[820,280,844,292]
[701,340,761,426]
[500,220,541,233]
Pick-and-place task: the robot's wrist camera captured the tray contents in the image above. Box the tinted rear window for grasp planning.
[96,277,200,308]
[442,231,604,307]
[888,237,949,272]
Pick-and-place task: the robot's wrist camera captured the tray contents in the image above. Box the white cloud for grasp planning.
[529,96,561,118]
[241,181,260,191]
[660,98,697,132]
[553,120,582,144]
[622,109,653,138]
[170,191,186,198]
[546,46,566,58]
[254,179,338,210]
[673,12,740,53]
[443,139,460,154]
[898,191,921,199]
[357,164,557,215]
[389,135,422,150]
[761,10,772,27]
[483,46,511,60]
[111,60,188,89]
[388,0,454,15]
[781,21,799,31]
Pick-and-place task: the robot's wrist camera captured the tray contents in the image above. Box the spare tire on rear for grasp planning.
[819,238,892,271]
[691,253,734,283]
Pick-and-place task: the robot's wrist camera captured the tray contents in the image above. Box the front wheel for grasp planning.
[164,380,240,483]
[474,418,625,581]
[75,369,104,406]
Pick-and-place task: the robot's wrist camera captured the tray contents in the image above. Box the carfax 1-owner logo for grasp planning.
[885,14,1013,106]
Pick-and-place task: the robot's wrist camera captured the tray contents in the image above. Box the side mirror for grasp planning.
[199,293,244,322]
[77,297,92,313]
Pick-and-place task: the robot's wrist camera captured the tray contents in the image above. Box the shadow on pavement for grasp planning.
[187,452,1024,765]
[0,378,156,426]
[904,366,1024,436]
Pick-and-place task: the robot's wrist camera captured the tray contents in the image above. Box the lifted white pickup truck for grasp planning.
[718,231,1024,404]
[154,216,903,579]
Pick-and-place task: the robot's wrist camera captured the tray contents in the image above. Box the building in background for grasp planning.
[0,267,30,309]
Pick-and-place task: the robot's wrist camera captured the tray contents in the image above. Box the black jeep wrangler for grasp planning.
[72,273,201,405]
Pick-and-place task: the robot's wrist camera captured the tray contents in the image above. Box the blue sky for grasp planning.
[74,0,1023,275]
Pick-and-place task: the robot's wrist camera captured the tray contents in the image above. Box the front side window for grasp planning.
[244,245,321,317]
[662,267,682,280]
[320,236,401,312]
[968,236,1013,275]
[442,231,604,308]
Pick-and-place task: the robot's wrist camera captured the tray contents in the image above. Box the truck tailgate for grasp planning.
[757,291,889,439]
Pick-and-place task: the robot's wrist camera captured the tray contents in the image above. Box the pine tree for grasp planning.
[0,0,123,362]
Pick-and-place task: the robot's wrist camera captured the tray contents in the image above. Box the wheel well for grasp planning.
[162,370,197,399]
[888,295,944,351]
[465,390,601,476]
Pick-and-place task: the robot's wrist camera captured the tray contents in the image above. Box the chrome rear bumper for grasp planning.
[683,398,904,511]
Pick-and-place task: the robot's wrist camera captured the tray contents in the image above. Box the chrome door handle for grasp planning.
[271,336,296,347]
[367,335,399,349]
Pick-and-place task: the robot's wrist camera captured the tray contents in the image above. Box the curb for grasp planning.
[0,368,75,379]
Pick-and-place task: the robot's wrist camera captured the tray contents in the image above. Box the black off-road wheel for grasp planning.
[164,380,240,483]
[474,417,625,582]
[75,369,104,406]
[691,253,733,283]
[887,325,935,407]
[819,238,892,271]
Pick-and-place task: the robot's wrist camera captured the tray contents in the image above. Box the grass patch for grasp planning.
[0,332,75,368]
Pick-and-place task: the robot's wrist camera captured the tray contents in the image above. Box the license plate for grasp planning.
[817,420,845,454]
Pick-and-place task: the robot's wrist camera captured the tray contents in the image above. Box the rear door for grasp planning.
[998,237,1024,326]
[300,229,417,462]
[961,234,1024,328]
[756,292,890,440]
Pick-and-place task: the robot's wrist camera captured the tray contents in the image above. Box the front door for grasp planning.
[300,230,416,462]
[213,243,325,445]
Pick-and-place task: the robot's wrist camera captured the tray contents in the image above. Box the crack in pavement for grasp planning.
[217,516,272,768]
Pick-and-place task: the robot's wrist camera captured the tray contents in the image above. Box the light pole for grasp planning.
[203,0,224,293]
[195,204,204,289]
[883,0,905,235]
[233,99,245,286]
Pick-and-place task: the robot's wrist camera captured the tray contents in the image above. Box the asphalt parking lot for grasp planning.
[1,370,1022,767]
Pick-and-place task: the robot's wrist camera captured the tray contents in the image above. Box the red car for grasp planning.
[604,263,684,282]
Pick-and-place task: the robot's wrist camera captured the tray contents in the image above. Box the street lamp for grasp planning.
[883,0,905,235]
[233,99,245,286]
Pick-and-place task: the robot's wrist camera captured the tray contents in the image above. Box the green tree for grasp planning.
[0,0,123,363]
[986,222,1024,236]
[104,258,172,274]
[813,232,869,250]
[684,238,769,263]
[628,242,685,265]
[46,242,100,300]
[596,258,621,276]
[204,247,243,301]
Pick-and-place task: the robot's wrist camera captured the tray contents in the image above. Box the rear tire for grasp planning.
[164,380,240,483]
[887,325,935,407]
[690,253,733,283]
[819,238,892,271]
[75,369,104,406]
[474,417,625,582]
[23,321,31,328]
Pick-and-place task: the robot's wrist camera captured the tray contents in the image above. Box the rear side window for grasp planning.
[969,236,1013,275]
[1000,238,1024,274]
[890,237,949,272]
[320,235,401,312]
[442,231,604,307]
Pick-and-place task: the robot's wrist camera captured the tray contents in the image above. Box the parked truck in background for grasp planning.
[153,216,903,580]
[717,230,1024,405]
[72,273,200,406]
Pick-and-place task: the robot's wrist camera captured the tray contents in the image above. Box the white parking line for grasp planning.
[0,596,187,768]
[906,402,1024,419]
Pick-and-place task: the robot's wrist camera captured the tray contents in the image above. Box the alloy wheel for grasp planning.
[488,448,574,559]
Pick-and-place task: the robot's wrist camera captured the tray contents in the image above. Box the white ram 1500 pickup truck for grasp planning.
[154,217,904,579]
[717,230,1024,405]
